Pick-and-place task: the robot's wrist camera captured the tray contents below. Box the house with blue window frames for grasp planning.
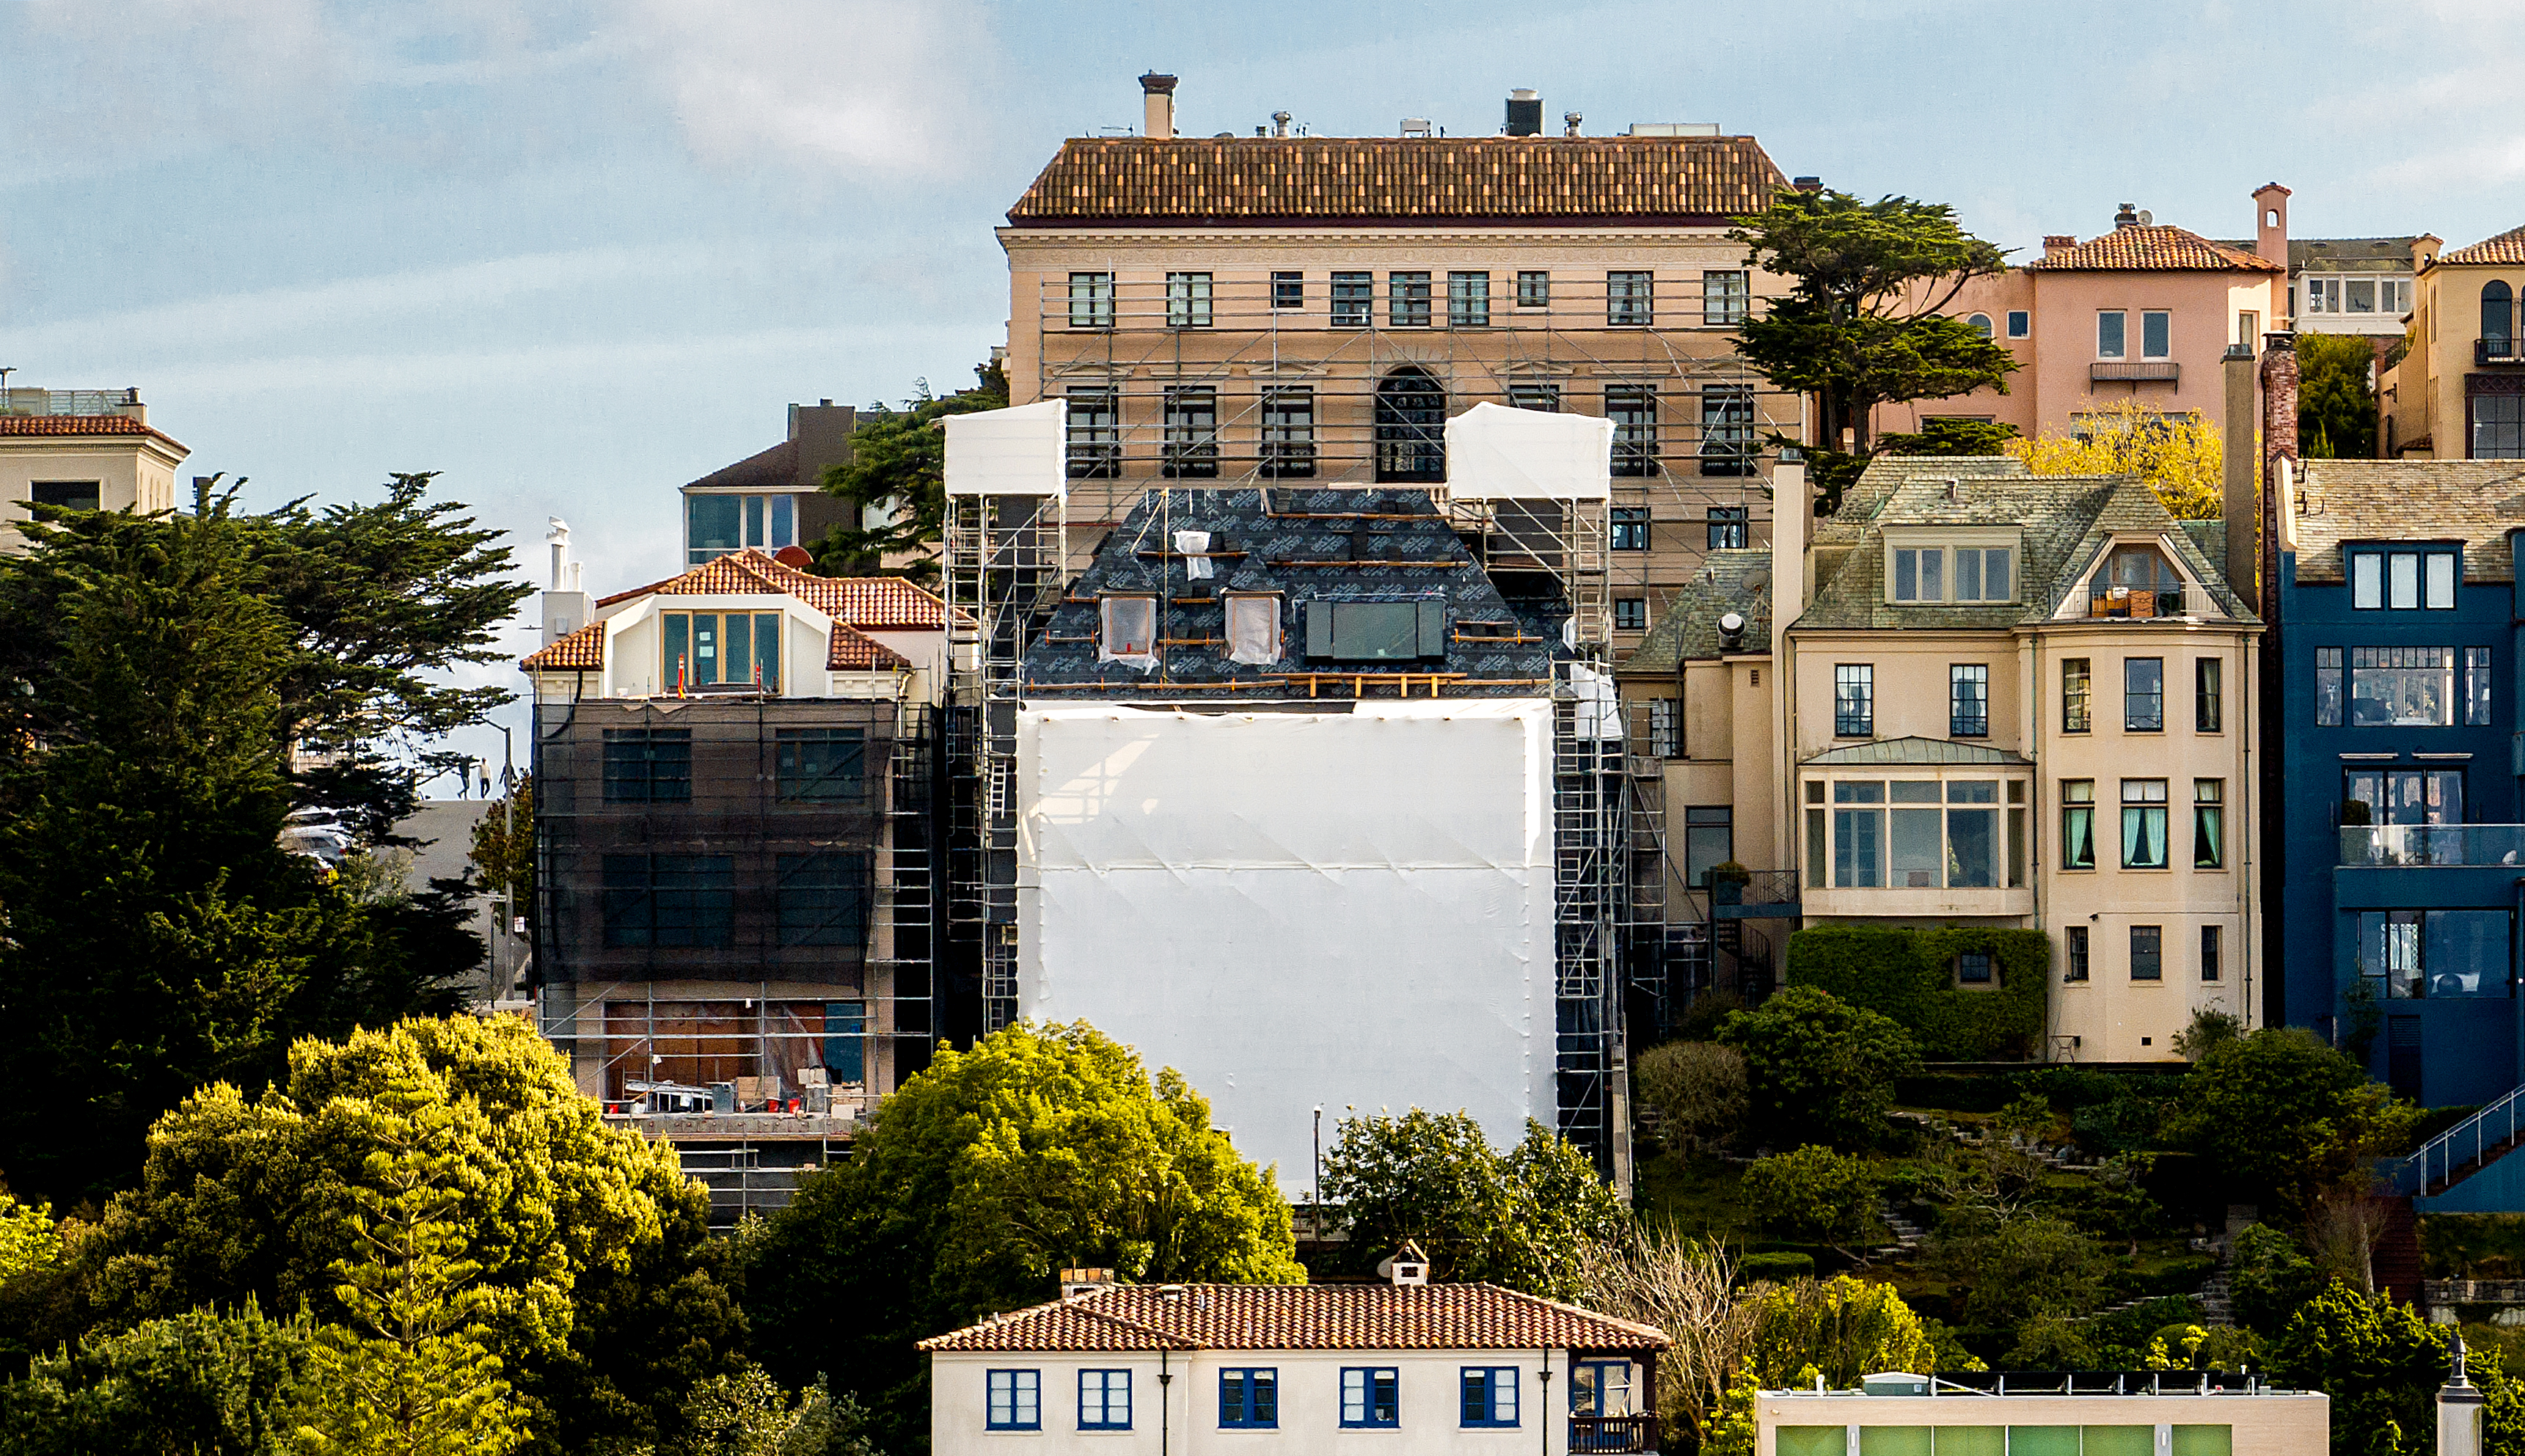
[917,1267,1669,1455]
[2277,461,2525,1124]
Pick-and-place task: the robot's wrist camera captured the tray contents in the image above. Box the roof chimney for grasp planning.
[1140,72,1177,140]
[1563,111,1583,137]
[2113,202,2139,229]
[1271,109,1292,138]
[1381,1241,1431,1287]
[1793,175,1822,193]
[1060,1267,1116,1300]
[1505,88,1543,136]
[2043,234,2077,258]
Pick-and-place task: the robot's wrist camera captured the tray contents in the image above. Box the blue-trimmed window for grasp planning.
[1078,1369,1131,1430]
[1461,1367,1520,1427]
[1341,1367,1399,1428]
[1219,1368,1277,1429]
[987,1369,1040,1430]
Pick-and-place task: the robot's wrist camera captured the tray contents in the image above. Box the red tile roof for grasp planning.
[2436,224,2525,267]
[829,622,911,670]
[2030,225,2282,274]
[1006,136,1787,226]
[0,415,189,450]
[520,621,604,671]
[594,551,948,629]
[916,1284,1668,1354]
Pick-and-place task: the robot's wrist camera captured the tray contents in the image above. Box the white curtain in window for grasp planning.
[1226,595,1281,666]
[1099,596,1158,673]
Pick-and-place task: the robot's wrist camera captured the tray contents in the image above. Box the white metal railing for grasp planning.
[2398,1083,2525,1196]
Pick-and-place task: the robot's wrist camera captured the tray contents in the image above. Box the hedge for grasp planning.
[1783,926,2048,1061]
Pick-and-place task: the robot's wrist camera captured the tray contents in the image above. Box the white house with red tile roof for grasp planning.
[918,1277,1668,1456]
[0,387,189,552]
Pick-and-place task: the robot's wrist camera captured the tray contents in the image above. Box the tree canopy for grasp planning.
[805,361,1009,585]
[2300,332,2381,459]
[1716,986,1918,1151]
[2165,1028,2416,1221]
[2005,398,2225,518]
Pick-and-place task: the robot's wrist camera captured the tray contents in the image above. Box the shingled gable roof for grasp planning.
[2435,224,2525,268]
[1795,457,2256,632]
[916,1284,1667,1354]
[1618,549,1772,673]
[2292,459,2525,583]
[2030,225,2283,274]
[593,551,949,629]
[685,436,803,491]
[1006,135,1786,226]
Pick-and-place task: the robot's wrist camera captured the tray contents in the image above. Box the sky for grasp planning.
[5,0,2522,785]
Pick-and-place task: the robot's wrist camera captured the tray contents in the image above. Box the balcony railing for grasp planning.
[2086,585,2189,619]
[2341,824,2525,868]
[1570,1414,1659,1454]
[2090,360,2180,383]
[2479,337,2523,367]
[1709,869,1801,910]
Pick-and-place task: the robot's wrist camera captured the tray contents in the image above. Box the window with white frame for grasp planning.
[1166,272,1211,328]
[1702,270,1749,325]
[2347,547,2458,610]
[1821,778,2015,890]
[1068,271,1114,329]
[1888,541,2016,604]
[2303,276,2411,317]
[2007,310,2031,338]
[2098,310,2127,359]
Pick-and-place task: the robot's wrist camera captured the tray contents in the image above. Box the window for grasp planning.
[1078,1370,1131,1430]
[1065,389,1120,479]
[987,1370,1041,1431]
[1374,368,1447,481]
[2316,646,2344,725]
[1608,385,1659,477]
[1684,807,1733,887]
[1166,271,1211,327]
[2238,309,2260,345]
[2131,925,2163,981]
[2485,280,2514,351]
[2196,656,2223,732]
[2098,310,2127,359]
[604,728,693,803]
[2067,924,2091,981]
[686,494,798,566]
[2063,658,2091,733]
[1608,271,1654,326]
[1307,599,1440,662]
[2348,646,2455,726]
[1508,381,1560,412]
[1271,271,1304,310]
[1830,778,2001,889]
[1224,593,1282,666]
[1220,1369,1276,1430]
[1832,780,1885,888]
[2342,767,2464,827]
[1341,1368,1399,1428]
[28,480,99,511]
[777,852,869,948]
[1834,664,1874,737]
[2009,779,2028,888]
[1100,596,1157,664]
[1708,505,1750,549]
[1648,698,1681,759]
[662,610,783,691]
[1331,271,1373,326]
[2201,924,2222,984]
[1389,271,1432,327]
[1703,270,1749,325]
[1260,387,1316,478]
[1956,951,1993,985]
[2193,779,2224,868]
[2007,310,2031,339]
[1699,387,1755,477]
[1805,781,1827,888]
[602,855,734,948]
[2351,552,2383,609]
[2430,552,2458,608]
[1162,387,1218,478]
[1461,1367,1519,1427]
[2062,780,2096,870]
[2141,310,2171,359]
[777,728,865,802]
[1068,271,1114,329]
[1610,506,1651,551]
[2469,647,2494,725]
[1951,664,1989,737]
[2092,543,2182,616]
[1516,271,1551,308]
[2122,778,2170,868]
[2347,548,2458,610]
[2475,393,2525,459]
[1963,312,1992,339]
[2359,908,2514,999]
[2125,657,2164,731]
[1614,598,1648,632]
[1890,544,2012,603]
[1448,271,1491,327]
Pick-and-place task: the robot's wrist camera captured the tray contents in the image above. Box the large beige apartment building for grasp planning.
[0,387,188,551]
[998,74,1800,652]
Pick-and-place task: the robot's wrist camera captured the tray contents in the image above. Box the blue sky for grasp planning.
[4,0,2518,783]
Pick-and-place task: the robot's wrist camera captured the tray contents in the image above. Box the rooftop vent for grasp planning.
[1381,1241,1432,1286]
[1717,611,1747,652]
[1271,109,1292,137]
[1400,117,1433,138]
[1563,111,1582,137]
[2114,202,2140,229]
[1505,88,1543,136]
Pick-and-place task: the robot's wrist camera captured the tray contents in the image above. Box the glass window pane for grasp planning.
[1932,1430,2005,1456]
[723,612,751,686]
[2126,657,2165,731]
[2142,311,2171,358]
[2097,311,2126,358]
[1984,548,2011,599]
[2424,910,2510,998]
[2347,279,2377,312]
[2390,552,2421,609]
[1777,1431,1848,1456]
[688,494,742,563]
[1860,1428,1932,1456]
[2083,1428,2157,1456]
[1836,808,1884,887]
[2170,1427,2233,1456]
[745,495,765,548]
[2427,552,2457,608]
[1920,548,1944,601]
[2352,553,2382,608]
[1948,809,1997,888]
[1895,549,1918,601]
[2007,1431,2080,1456]
[1890,808,1943,887]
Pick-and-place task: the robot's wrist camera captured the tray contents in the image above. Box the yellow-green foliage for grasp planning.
[1784,926,2048,1060]
[2006,398,2224,519]
[0,1192,62,1282]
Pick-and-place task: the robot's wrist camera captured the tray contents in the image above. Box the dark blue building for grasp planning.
[2279,459,2525,1108]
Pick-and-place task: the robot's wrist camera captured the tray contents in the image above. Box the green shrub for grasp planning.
[1717,986,1918,1152]
[1931,1216,2109,1325]
[1736,1251,1816,1284]
[1783,926,2047,1060]
[1635,1041,1747,1157]
[2422,1213,2525,1280]
[2229,1224,2323,1338]
[1743,1145,1882,1254]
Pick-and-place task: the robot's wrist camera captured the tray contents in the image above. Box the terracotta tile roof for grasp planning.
[916,1284,1668,1353]
[1006,136,1787,226]
[2436,224,2525,267]
[0,415,189,450]
[828,622,911,670]
[520,621,604,671]
[594,551,949,629]
[2030,225,2282,274]
[2292,460,2525,582]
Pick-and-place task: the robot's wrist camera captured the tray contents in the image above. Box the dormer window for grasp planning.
[1099,596,1158,666]
[2089,545,2186,619]
[2348,548,2458,610]
[1888,541,2014,604]
[1224,594,1283,666]
[662,610,782,692]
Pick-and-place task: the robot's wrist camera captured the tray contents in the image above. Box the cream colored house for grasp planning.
[1758,1375,2328,1456]
[1618,455,2262,1062]
[0,387,187,550]
[2382,224,2525,461]
[999,73,1801,653]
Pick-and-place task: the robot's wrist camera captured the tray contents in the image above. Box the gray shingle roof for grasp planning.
[2293,460,2525,583]
[1618,549,1772,673]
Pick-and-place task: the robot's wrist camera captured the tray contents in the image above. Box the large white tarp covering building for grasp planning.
[1017,699,1554,1192]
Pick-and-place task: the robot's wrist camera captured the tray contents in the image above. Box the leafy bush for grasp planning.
[1717,986,1918,1152]
[1743,1146,1882,1254]
[2421,1213,2525,1280]
[1737,1251,1816,1284]
[0,1300,313,1456]
[1932,1217,2109,1326]
[2167,1028,2419,1220]
[2264,1281,2523,1455]
[1636,1042,1747,1158]
[2230,1224,2324,1338]
[1783,926,2047,1060]
[1673,989,1747,1045]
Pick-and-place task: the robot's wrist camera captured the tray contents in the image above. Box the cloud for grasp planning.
[622,0,998,178]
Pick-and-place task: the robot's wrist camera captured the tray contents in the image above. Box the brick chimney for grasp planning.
[2042,234,2077,259]
[1140,72,1177,140]
[2222,345,2259,606]
[2259,333,2300,622]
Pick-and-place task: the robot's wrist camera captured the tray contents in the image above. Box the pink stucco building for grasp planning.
[1874,186,2290,444]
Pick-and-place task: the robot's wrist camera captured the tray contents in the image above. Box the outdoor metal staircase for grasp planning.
[2394,1082,2525,1198]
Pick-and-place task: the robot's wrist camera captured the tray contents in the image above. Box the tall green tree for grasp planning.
[805,361,1009,586]
[742,1021,1300,1453]
[1716,986,1918,1151]
[2300,332,2381,459]
[1319,1108,1626,1299]
[1728,190,2017,509]
[2164,1028,2416,1222]
[2266,1281,2525,1456]
[0,1300,315,1456]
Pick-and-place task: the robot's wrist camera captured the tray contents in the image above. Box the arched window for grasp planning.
[1373,367,1446,482]
[2482,280,2513,351]
[1967,312,1993,339]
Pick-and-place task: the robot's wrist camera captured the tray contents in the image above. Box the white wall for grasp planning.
[1017,701,1554,1192]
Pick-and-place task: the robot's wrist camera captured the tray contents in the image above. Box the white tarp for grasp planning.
[1443,401,1613,501]
[1017,701,1554,1193]
[944,400,1068,497]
